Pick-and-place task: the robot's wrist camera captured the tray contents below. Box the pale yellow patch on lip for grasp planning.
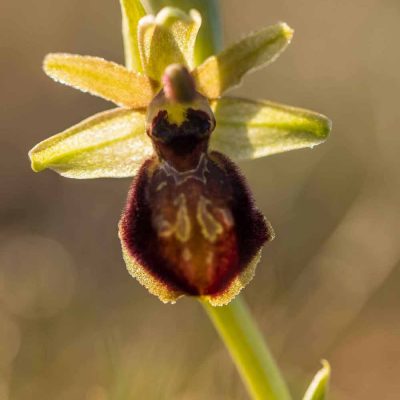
[156,181,167,191]
[196,195,223,243]
[152,193,191,243]
[174,193,191,242]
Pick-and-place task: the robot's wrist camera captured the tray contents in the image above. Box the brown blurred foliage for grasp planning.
[1,0,399,399]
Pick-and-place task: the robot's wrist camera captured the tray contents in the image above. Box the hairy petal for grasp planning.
[29,108,152,179]
[44,53,154,108]
[193,22,293,98]
[138,7,201,82]
[210,97,331,160]
[119,0,147,71]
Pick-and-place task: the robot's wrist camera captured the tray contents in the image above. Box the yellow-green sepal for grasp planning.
[210,97,331,160]
[145,0,223,65]
[138,7,201,82]
[193,22,293,98]
[29,108,152,179]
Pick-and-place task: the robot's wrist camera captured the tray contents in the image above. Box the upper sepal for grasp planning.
[138,7,201,83]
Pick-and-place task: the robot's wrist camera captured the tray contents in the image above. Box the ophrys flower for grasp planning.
[29,3,331,305]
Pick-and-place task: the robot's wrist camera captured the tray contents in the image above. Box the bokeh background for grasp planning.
[1,0,399,399]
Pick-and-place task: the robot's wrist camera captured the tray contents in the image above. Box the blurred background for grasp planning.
[1,0,399,398]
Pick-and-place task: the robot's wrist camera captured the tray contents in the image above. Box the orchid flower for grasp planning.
[29,4,331,306]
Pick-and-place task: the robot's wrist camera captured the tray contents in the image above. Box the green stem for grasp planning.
[202,297,292,400]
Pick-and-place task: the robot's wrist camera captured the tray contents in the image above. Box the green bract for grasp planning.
[303,360,331,400]
[29,4,330,179]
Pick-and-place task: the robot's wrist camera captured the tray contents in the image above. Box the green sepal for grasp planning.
[29,108,152,179]
[138,7,201,82]
[145,0,223,65]
[210,97,331,160]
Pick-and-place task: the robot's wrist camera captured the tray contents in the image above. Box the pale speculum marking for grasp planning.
[154,153,235,246]
[160,153,209,186]
[196,195,223,243]
[174,194,191,242]
[152,193,191,243]
[156,181,167,191]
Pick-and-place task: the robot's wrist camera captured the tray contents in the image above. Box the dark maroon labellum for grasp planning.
[119,65,273,304]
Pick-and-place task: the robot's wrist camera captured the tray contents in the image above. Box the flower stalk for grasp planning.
[202,297,292,400]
